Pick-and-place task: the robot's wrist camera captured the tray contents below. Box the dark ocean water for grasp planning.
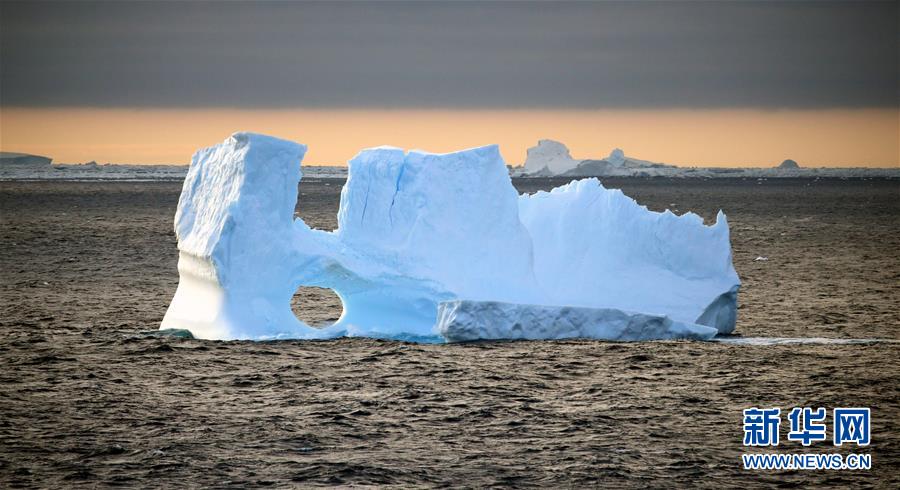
[1,178,898,487]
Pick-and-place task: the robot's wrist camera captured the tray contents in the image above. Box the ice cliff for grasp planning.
[161,133,741,342]
[162,134,317,340]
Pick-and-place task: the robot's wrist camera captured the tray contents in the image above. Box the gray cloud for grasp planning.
[1,1,897,109]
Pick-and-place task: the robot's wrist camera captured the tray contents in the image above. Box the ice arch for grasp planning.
[161,133,740,342]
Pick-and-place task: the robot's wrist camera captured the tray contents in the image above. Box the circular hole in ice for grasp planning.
[291,286,343,328]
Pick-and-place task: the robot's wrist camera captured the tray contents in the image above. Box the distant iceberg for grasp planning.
[161,133,741,342]
[0,152,52,166]
[517,140,678,177]
[512,141,900,179]
[522,139,581,175]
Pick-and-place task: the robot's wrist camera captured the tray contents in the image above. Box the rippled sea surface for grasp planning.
[1,178,898,487]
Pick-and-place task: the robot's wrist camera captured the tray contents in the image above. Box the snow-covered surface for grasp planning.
[161,132,743,342]
[519,178,740,335]
[437,300,718,342]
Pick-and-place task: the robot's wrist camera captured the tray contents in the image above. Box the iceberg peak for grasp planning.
[607,148,626,166]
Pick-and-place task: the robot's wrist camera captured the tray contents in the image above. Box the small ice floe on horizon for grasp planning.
[712,337,898,346]
[160,132,741,343]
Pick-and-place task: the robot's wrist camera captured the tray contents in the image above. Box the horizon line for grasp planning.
[2,107,897,168]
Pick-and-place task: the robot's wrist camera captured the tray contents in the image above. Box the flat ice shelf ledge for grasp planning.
[436,300,719,342]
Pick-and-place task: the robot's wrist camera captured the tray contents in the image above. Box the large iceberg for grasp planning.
[161,133,740,342]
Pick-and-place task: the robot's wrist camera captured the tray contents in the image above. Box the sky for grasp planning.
[1,1,897,166]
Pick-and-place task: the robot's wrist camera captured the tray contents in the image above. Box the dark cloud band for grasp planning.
[1,1,896,109]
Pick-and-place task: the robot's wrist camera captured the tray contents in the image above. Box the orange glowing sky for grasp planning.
[3,3,897,168]
[1,108,897,168]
